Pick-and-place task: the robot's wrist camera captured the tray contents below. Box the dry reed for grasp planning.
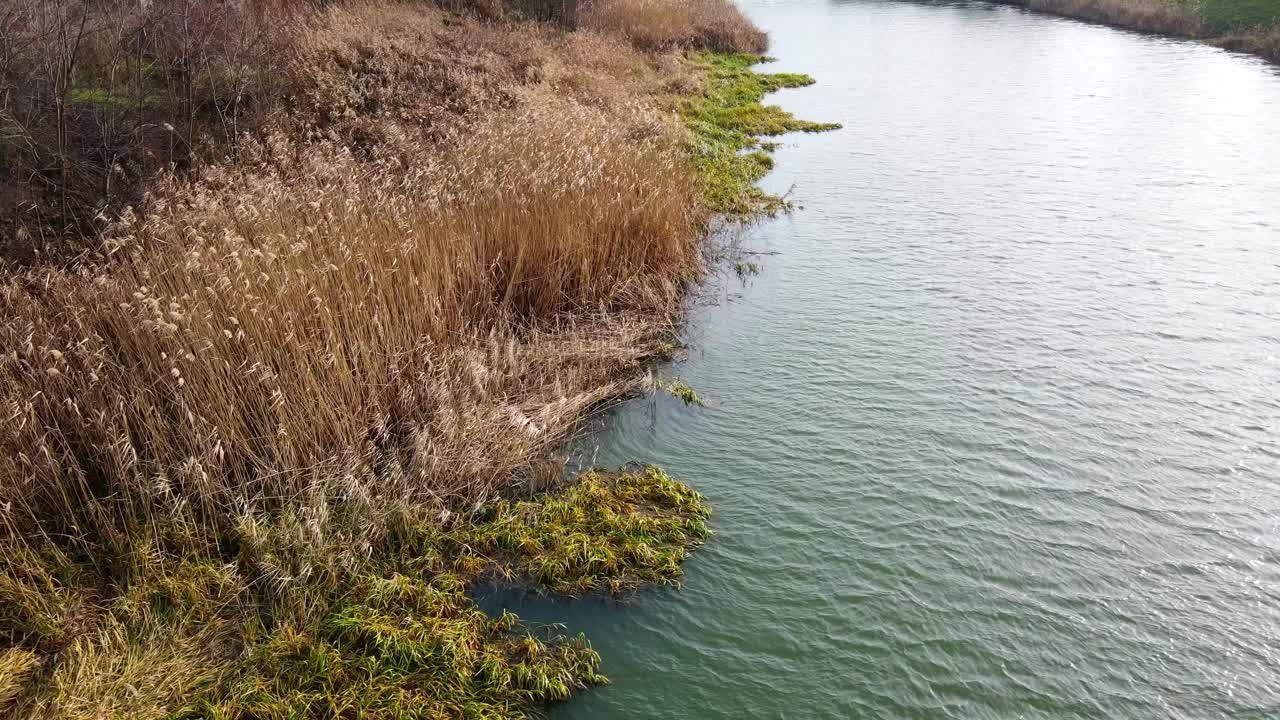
[579,0,768,53]
[1027,0,1206,36]
[0,0,782,714]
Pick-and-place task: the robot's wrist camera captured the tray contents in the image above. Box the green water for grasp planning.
[489,2,1280,716]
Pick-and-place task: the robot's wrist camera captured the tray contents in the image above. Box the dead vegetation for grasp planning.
[1027,0,1206,37]
[0,0,301,261]
[0,0,793,716]
[1014,0,1280,62]
[579,0,768,53]
[1218,23,1280,61]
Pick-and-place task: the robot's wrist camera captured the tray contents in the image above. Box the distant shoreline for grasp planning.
[0,0,842,716]
[990,0,1280,63]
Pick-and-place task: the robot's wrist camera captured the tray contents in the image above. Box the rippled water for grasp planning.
[495,1,1280,717]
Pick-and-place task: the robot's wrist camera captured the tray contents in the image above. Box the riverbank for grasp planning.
[533,1,1280,716]
[0,1,833,716]
[993,0,1280,62]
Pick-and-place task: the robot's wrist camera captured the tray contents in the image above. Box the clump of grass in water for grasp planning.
[225,574,608,718]
[682,52,841,217]
[457,465,712,595]
[665,379,705,406]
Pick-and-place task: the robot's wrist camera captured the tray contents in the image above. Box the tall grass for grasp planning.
[1219,23,1280,59]
[1015,0,1280,61]
[579,0,768,53]
[0,95,697,578]
[1027,0,1206,35]
[0,0,792,714]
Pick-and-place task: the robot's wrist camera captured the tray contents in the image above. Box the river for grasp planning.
[493,1,1280,717]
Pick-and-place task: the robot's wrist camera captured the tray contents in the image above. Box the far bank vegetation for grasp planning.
[1014,0,1280,60]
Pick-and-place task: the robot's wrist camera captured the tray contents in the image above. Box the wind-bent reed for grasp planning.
[0,96,698,564]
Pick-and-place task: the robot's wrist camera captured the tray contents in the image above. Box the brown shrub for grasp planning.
[435,0,509,19]
[1027,0,1206,36]
[1220,25,1280,61]
[288,2,528,137]
[579,0,768,53]
[0,0,304,260]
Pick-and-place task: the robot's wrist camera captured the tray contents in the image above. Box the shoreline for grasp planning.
[0,1,835,716]
[989,0,1280,63]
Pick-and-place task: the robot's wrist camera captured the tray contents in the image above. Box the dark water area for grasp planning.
[492,1,1280,716]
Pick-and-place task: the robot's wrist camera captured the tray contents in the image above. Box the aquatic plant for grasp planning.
[223,575,608,719]
[653,341,680,359]
[665,379,706,407]
[3,465,708,718]
[680,52,841,216]
[458,465,713,595]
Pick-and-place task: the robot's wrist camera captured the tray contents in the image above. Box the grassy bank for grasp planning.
[682,53,841,216]
[1000,0,1280,61]
[0,0,833,716]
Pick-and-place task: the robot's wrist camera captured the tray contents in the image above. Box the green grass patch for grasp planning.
[3,466,709,719]
[193,465,708,718]
[681,52,840,217]
[1194,0,1280,32]
[68,87,162,112]
[664,379,706,407]
[213,575,607,719]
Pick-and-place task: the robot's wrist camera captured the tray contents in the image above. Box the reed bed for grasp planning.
[1027,0,1207,36]
[1012,0,1280,62]
[0,2,700,561]
[579,0,768,53]
[0,0,806,714]
[0,91,698,608]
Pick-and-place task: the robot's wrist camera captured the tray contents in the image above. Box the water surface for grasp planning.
[500,2,1280,717]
